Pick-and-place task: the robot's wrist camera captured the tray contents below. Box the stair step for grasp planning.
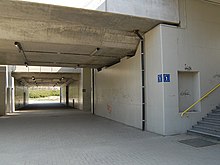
[212,109,220,113]
[191,126,220,136]
[188,105,220,139]
[207,113,220,118]
[203,117,220,123]
[193,125,220,132]
[188,129,220,139]
[198,121,220,127]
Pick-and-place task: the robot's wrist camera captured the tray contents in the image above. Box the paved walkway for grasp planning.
[0,103,220,165]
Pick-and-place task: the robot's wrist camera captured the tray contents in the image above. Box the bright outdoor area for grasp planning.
[29,86,60,104]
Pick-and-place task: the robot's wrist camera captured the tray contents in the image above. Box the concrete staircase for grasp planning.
[188,106,220,139]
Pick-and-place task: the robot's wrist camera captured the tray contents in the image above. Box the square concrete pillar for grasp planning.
[82,68,91,111]
[0,66,6,116]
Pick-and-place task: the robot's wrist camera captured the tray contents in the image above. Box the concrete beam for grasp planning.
[12,72,80,80]
[103,0,179,24]
[0,0,176,68]
[11,0,179,24]
[12,72,80,87]
[0,18,137,50]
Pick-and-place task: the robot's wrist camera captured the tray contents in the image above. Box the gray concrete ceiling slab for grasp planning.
[12,72,80,87]
[0,0,169,68]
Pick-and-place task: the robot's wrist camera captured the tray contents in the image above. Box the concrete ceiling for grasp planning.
[0,0,166,69]
[12,72,80,87]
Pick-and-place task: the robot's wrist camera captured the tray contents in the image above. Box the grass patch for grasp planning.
[29,89,60,98]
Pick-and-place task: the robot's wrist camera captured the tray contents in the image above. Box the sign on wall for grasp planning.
[158,74,171,83]
[158,74,163,82]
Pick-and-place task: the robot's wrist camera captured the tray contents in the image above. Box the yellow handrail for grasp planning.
[181,83,220,117]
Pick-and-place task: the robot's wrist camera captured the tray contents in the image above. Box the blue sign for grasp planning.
[157,74,171,83]
[158,74,163,82]
[163,74,170,82]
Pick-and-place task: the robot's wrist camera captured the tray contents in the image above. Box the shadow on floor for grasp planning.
[17,103,73,111]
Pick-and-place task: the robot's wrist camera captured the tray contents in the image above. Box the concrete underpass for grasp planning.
[0,0,220,164]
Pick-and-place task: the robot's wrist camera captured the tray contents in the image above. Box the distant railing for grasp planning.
[181,83,220,117]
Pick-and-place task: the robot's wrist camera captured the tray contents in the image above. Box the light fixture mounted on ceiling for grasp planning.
[90,47,100,56]
[14,42,22,53]
[14,41,29,67]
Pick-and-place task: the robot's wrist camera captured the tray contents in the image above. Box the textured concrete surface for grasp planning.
[0,0,179,68]
[0,103,220,165]
[12,72,80,87]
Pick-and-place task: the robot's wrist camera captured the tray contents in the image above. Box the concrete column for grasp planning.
[6,87,12,113]
[82,68,91,111]
[11,77,15,112]
[66,85,69,106]
[6,66,16,113]
[0,66,6,116]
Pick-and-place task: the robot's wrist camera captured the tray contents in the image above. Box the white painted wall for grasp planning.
[60,68,91,111]
[146,0,220,135]
[145,26,165,134]
[14,80,28,110]
[94,48,142,129]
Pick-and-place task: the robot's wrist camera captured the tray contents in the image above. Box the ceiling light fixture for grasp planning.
[14,41,29,67]
[90,47,100,56]
[14,42,22,53]
[25,62,28,67]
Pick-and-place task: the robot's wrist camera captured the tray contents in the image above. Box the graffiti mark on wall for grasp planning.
[213,74,220,79]
[184,64,192,71]
[180,90,191,96]
[107,104,112,114]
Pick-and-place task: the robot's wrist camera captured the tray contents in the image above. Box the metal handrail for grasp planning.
[181,83,220,117]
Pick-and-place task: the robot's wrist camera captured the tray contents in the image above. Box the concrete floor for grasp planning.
[0,103,220,165]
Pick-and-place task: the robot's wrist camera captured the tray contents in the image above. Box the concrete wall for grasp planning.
[164,0,220,134]
[60,85,66,105]
[0,66,6,115]
[103,0,179,24]
[94,0,220,135]
[68,80,81,109]
[145,0,220,135]
[60,68,91,111]
[61,80,82,109]
[20,0,179,24]
[82,68,91,111]
[94,48,142,129]
[145,26,165,134]
[14,80,28,110]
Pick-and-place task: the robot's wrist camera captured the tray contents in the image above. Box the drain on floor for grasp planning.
[179,138,217,148]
